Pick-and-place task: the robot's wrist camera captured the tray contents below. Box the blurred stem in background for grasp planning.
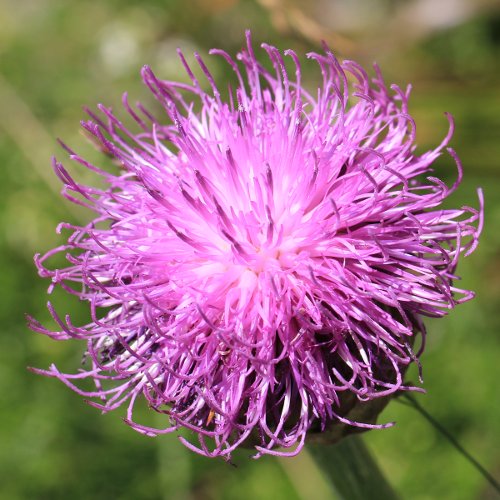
[0,73,83,220]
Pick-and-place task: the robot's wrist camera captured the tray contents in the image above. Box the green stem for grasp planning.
[308,435,399,500]
[400,394,500,494]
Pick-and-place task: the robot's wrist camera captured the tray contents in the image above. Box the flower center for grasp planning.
[252,245,280,273]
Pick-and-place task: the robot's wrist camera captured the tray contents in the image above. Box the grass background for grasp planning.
[1,0,499,498]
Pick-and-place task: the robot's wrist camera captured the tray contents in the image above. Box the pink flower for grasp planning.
[29,32,482,458]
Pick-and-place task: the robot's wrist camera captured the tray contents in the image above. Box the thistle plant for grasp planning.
[28,31,482,460]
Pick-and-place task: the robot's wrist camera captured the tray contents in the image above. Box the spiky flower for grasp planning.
[29,32,482,458]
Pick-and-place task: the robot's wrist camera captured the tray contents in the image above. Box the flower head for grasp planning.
[29,32,482,458]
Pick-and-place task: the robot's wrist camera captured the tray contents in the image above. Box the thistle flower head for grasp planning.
[29,32,482,458]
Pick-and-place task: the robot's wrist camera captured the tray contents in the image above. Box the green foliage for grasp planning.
[1,1,498,498]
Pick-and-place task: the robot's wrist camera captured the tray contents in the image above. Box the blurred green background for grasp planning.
[1,0,499,498]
